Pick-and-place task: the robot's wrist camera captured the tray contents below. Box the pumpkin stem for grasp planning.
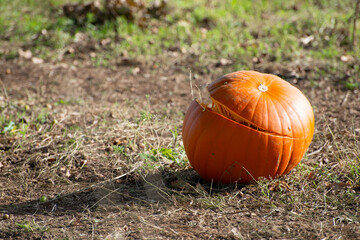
[258,84,268,92]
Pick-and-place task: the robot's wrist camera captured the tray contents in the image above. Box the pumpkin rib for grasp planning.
[266,96,283,137]
[283,140,295,175]
[210,96,296,139]
[208,103,297,139]
[208,76,259,115]
[276,139,293,176]
[273,139,284,176]
[269,96,306,175]
[203,118,229,181]
[190,111,212,174]
[218,128,234,182]
[272,85,313,138]
[218,121,244,183]
[181,101,195,145]
[266,96,286,175]
[234,91,261,117]
[211,98,268,133]
[183,102,206,172]
[190,105,222,179]
[275,94,309,146]
[227,127,255,183]
[182,102,199,150]
[193,108,228,181]
[260,93,269,132]
[221,125,254,183]
[254,130,269,179]
[270,94,296,137]
[248,96,276,177]
[247,91,262,125]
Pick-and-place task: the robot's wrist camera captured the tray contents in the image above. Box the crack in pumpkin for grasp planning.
[208,98,295,139]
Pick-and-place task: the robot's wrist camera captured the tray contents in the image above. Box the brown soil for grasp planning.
[0,56,359,239]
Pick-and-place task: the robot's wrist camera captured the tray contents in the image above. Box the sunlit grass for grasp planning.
[1,0,358,69]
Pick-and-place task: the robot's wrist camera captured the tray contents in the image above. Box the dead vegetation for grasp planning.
[62,0,168,26]
[0,55,359,239]
[0,0,359,239]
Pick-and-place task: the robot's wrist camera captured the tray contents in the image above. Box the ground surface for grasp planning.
[1,0,360,239]
[1,55,359,239]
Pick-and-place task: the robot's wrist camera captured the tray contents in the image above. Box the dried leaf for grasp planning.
[326,182,351,190]
[46,157,56,163]
[62,0,167,27]
[113,138,128,145]
[18,49,32,59]
[215,58,232,67]
[300,35,314,46]
[63,1,103,25]
[32,57,44,64]
[65,169,71,177]
[307,171,316,180]
[170,179,188,190]
[147,0,168,18]
[132,67,140,75]
[269,181,292,192]
[340,55,354,62]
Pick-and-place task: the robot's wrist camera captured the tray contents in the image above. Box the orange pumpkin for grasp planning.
[182,71,315,183]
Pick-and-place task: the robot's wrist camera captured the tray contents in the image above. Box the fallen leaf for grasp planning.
[269,181,292,192]
[46,157,56,163]
[252,57,263,64]
[300,35,314,46]
[65,169,71,177]
[32,57,44,64]
[326,182,351,190]
[132,67,140,75]
[120,57,141,66]
[101,38,112,46]
[170,179,188,190]
[307,172,316,180]
[215,58,232,67]
[340,55,354,62]
[18,49,32,59]
[113,138,128,145]
[147,0,168,18]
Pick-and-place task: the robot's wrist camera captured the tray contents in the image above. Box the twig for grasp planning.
[0,79,9,100]
[352,0,360,49]
[189,70,194,100]
[341,91,350,106]
[307,142,327,157]
[86,162,142,189]
[49,162,142,202]
[139,217,179,235]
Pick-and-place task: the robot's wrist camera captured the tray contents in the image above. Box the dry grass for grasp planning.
[0,58,359,239]
[1,0,360,238]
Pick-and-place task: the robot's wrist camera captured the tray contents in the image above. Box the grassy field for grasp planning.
[0,0,359,239]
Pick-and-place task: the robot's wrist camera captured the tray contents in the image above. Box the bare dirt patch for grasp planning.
[0,57,359,239]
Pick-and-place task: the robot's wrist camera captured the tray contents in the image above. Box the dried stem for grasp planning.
[352,0,360,49]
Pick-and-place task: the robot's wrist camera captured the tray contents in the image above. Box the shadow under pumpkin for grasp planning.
[0,169,244,217]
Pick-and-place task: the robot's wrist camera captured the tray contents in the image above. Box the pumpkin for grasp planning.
[182,71,314,183]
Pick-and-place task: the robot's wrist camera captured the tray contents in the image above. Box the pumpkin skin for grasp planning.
[182,71,314,183]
